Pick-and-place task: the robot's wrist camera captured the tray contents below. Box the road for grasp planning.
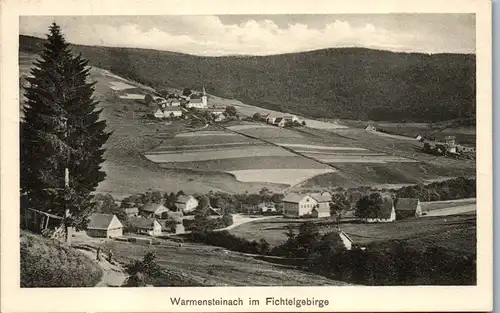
[214,214,281,231]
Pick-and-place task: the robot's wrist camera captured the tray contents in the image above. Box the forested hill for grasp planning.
[20,34,476,123]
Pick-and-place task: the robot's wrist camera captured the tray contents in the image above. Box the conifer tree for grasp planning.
[20,23,110,220]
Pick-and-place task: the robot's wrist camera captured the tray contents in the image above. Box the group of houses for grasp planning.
[86,194,222,239]
[264,114,301,127]
[152,87,227,122]
[264,191,422,223]
[420,135,475,159]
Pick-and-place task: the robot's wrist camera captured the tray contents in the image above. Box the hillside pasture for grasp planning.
[144,145,294,163]
[296,162,475,190]
[108,81,136,91]
[229,214,476,254]
[157,155,328,171]
[229,168,336,186]
[98,240,348,286]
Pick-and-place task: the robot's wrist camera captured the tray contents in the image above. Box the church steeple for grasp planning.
[201,85,207,108]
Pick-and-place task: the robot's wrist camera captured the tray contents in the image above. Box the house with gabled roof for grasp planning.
[86,213,124,238]
[274,117,286,127]
[310,192,332,218]
[129,217,162,236]
[174,195,199,213]
[395,198,422,219]
[139,203,169,218]
[124,207,139,217]
[282,193,317,217]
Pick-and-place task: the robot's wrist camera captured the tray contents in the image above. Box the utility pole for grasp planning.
[60,116,72,243]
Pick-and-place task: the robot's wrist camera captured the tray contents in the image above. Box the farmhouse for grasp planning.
[164,107,183,118]
[395,198,422,219]
[282,193,317,217]
[207,107,225,115]
[311,192,333,217]
[283,115,299,123]
[139,203,169,218]
[124,207,139,218]
[159,219,185,234]
[266,116,277,124]
[274,117,286,127]
[129,217,162,236]
[166,99,181,107]
[258,202,277,213]
[86,213,124,238]
[174,195,199,213]
[186,87,208,109]
[362,197,396,223]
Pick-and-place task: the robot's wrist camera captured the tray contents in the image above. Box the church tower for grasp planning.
[201,85,208,107]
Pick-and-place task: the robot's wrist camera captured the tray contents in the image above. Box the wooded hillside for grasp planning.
[20,35,476,122]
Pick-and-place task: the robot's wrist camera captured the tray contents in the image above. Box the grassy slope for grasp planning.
[228,215,476,254]
[20,34,475,123]
[20,231,103,287]
[98,240,349,286]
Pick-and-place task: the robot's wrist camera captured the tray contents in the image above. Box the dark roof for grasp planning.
[140,203,168,213]
[274,117,284,123]
[396,198,420,211]
[129,217,159,229]
[124,207,139,214]
[204,205,222,216]
[164,211,183,222]
[87,213,117,230]
[175,195,194,204]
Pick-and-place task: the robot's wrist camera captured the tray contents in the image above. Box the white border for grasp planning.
[1,0,493,312]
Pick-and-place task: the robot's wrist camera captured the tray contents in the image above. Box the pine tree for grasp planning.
[20,23,110,221]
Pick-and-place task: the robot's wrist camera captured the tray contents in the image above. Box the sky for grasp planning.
[19,14,476,56]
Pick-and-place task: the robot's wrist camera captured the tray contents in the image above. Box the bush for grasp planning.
[20,231,102,287]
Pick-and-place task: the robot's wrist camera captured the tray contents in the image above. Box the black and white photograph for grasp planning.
[1,0,493,312]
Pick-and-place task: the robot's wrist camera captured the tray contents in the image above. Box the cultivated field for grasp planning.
[97,240,349,286]
[229,214,476,254]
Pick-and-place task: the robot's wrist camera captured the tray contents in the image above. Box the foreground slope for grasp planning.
[20,34,475,123]
[20,231,103,287]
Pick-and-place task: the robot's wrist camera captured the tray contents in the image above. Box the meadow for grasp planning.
[228,214,476,254]
[98,240,349,286]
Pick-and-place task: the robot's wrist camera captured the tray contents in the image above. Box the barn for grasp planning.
[86,213,124,238]
[396,198,422,219]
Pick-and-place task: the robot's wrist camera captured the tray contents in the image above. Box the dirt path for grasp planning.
[76,248,129,287]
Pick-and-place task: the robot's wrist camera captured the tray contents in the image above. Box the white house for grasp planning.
[266,116,277,124]
[163,107,183,118]
[282,193,318,217]
[310,192,332,218]
[139,203,170,218]
[129,217,162,236]
[124,207,139,218]
[258,202,277,213]
[186,86,208,109]
[154,108,165,119]
[174,195,199,213]
[274,117,286,127]
[86,213,124,238]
